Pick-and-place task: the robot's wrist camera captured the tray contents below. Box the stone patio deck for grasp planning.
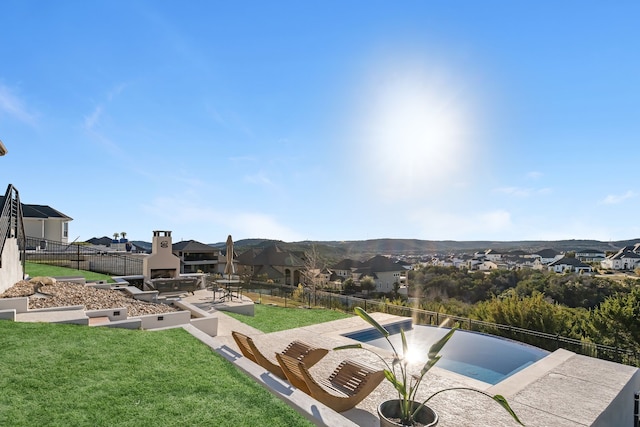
[182,290,640,427]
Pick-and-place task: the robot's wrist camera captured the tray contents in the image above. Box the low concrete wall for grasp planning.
[215,302,255,316]
[135,311,191,330]
[96,318,142,330]
[86,307,128,321]
[0,309,16,320]
[29,305,85,312]
[190,316,218,337]
[172,300,210,318]
[0,297,28,313]
[593,364,640,426]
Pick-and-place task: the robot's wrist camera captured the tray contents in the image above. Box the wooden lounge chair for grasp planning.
[276,353,385,412]
[231,331,328,380]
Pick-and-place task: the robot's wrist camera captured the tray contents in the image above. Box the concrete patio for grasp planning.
[182,289,640,427]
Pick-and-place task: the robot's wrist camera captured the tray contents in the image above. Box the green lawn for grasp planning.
[23,261,114,283]
[224,303,352,333]
[0,321,313,427]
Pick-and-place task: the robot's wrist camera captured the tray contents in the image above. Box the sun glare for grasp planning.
[351,61,477,198]
[403,343,423,365]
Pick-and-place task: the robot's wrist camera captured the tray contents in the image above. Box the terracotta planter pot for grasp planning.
[378,400,438,427]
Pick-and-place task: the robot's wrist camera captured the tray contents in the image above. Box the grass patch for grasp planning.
[0,321,313,427]
[224,303,352,333]
[24,262,114,283]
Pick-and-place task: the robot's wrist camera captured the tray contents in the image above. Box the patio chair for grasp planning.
[275,353,385,412]
[231,331,328,380]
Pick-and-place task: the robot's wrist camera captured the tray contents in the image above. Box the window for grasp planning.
[63,222,68,238]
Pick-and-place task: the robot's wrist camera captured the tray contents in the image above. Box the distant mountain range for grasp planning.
[92,237,640,261]
[119,237,638,263]
[206,237,640,262]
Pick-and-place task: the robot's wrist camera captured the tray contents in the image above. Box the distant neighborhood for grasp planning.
[10,199,640,296]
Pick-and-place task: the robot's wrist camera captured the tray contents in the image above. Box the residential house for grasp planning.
[0,197,72,246]
[310,267,336,289]
[548,257,593,274]
[601,245,640,271]
[352,255,407,293]
[478,260,500,271]
[331,259,363,281]
[534,248,563,265]
[483,249,503,262]
[575,249,606,263]
[172,240,225,275]
[235,244,305,286]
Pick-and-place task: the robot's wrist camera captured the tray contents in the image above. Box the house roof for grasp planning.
[173,240,218,252]
[253,264,286,279]
[235,248,261,265]
[355,255,405,274]
[548,257,590,267]
[0,197,72,220]
[332,259,363,270]
[535,248,559,258]
[611,250,640,260]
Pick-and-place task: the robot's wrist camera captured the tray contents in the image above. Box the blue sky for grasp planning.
[1,1,639,244]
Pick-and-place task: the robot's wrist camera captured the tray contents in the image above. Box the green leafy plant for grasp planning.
[335,307,523,426]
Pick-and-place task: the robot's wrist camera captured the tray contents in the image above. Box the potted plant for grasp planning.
[335,307,524,426]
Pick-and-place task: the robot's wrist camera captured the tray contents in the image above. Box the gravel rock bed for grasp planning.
[0,280,178,317]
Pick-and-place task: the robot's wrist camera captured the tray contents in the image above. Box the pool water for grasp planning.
[346,324,548,385]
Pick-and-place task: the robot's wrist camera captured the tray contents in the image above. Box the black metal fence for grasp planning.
[0,184,25,272]
[21,236,143,277]
[247,284,640,368]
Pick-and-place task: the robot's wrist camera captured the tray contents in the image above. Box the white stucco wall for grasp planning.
[374,271,406,292]
[0,237,23,293]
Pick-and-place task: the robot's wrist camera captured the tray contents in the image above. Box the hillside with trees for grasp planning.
[407,266,640,357]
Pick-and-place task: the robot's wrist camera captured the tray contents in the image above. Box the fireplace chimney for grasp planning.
[143,230,181,279]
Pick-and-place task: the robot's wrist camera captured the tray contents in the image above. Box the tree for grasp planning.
[472,291,572,336]
[121,232,127,239]
[302,244,326,292]
[113,232,119,240]
[592,286,640,351]
[343,278,356,294]
[392,281,400,298]
[360,275,376,294]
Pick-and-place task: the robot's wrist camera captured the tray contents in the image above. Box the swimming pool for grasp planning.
[345,323,548,385]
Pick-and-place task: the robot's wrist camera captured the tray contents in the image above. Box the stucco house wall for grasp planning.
[23,217,68,243]
[374,271,406,293]
[0,237,23,293]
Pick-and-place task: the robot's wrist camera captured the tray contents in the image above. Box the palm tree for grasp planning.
[121,232,127,240]
[113,232,119,241]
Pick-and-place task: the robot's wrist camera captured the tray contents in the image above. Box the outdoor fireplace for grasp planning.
[150,268,176,279]
[143,230,180,280]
